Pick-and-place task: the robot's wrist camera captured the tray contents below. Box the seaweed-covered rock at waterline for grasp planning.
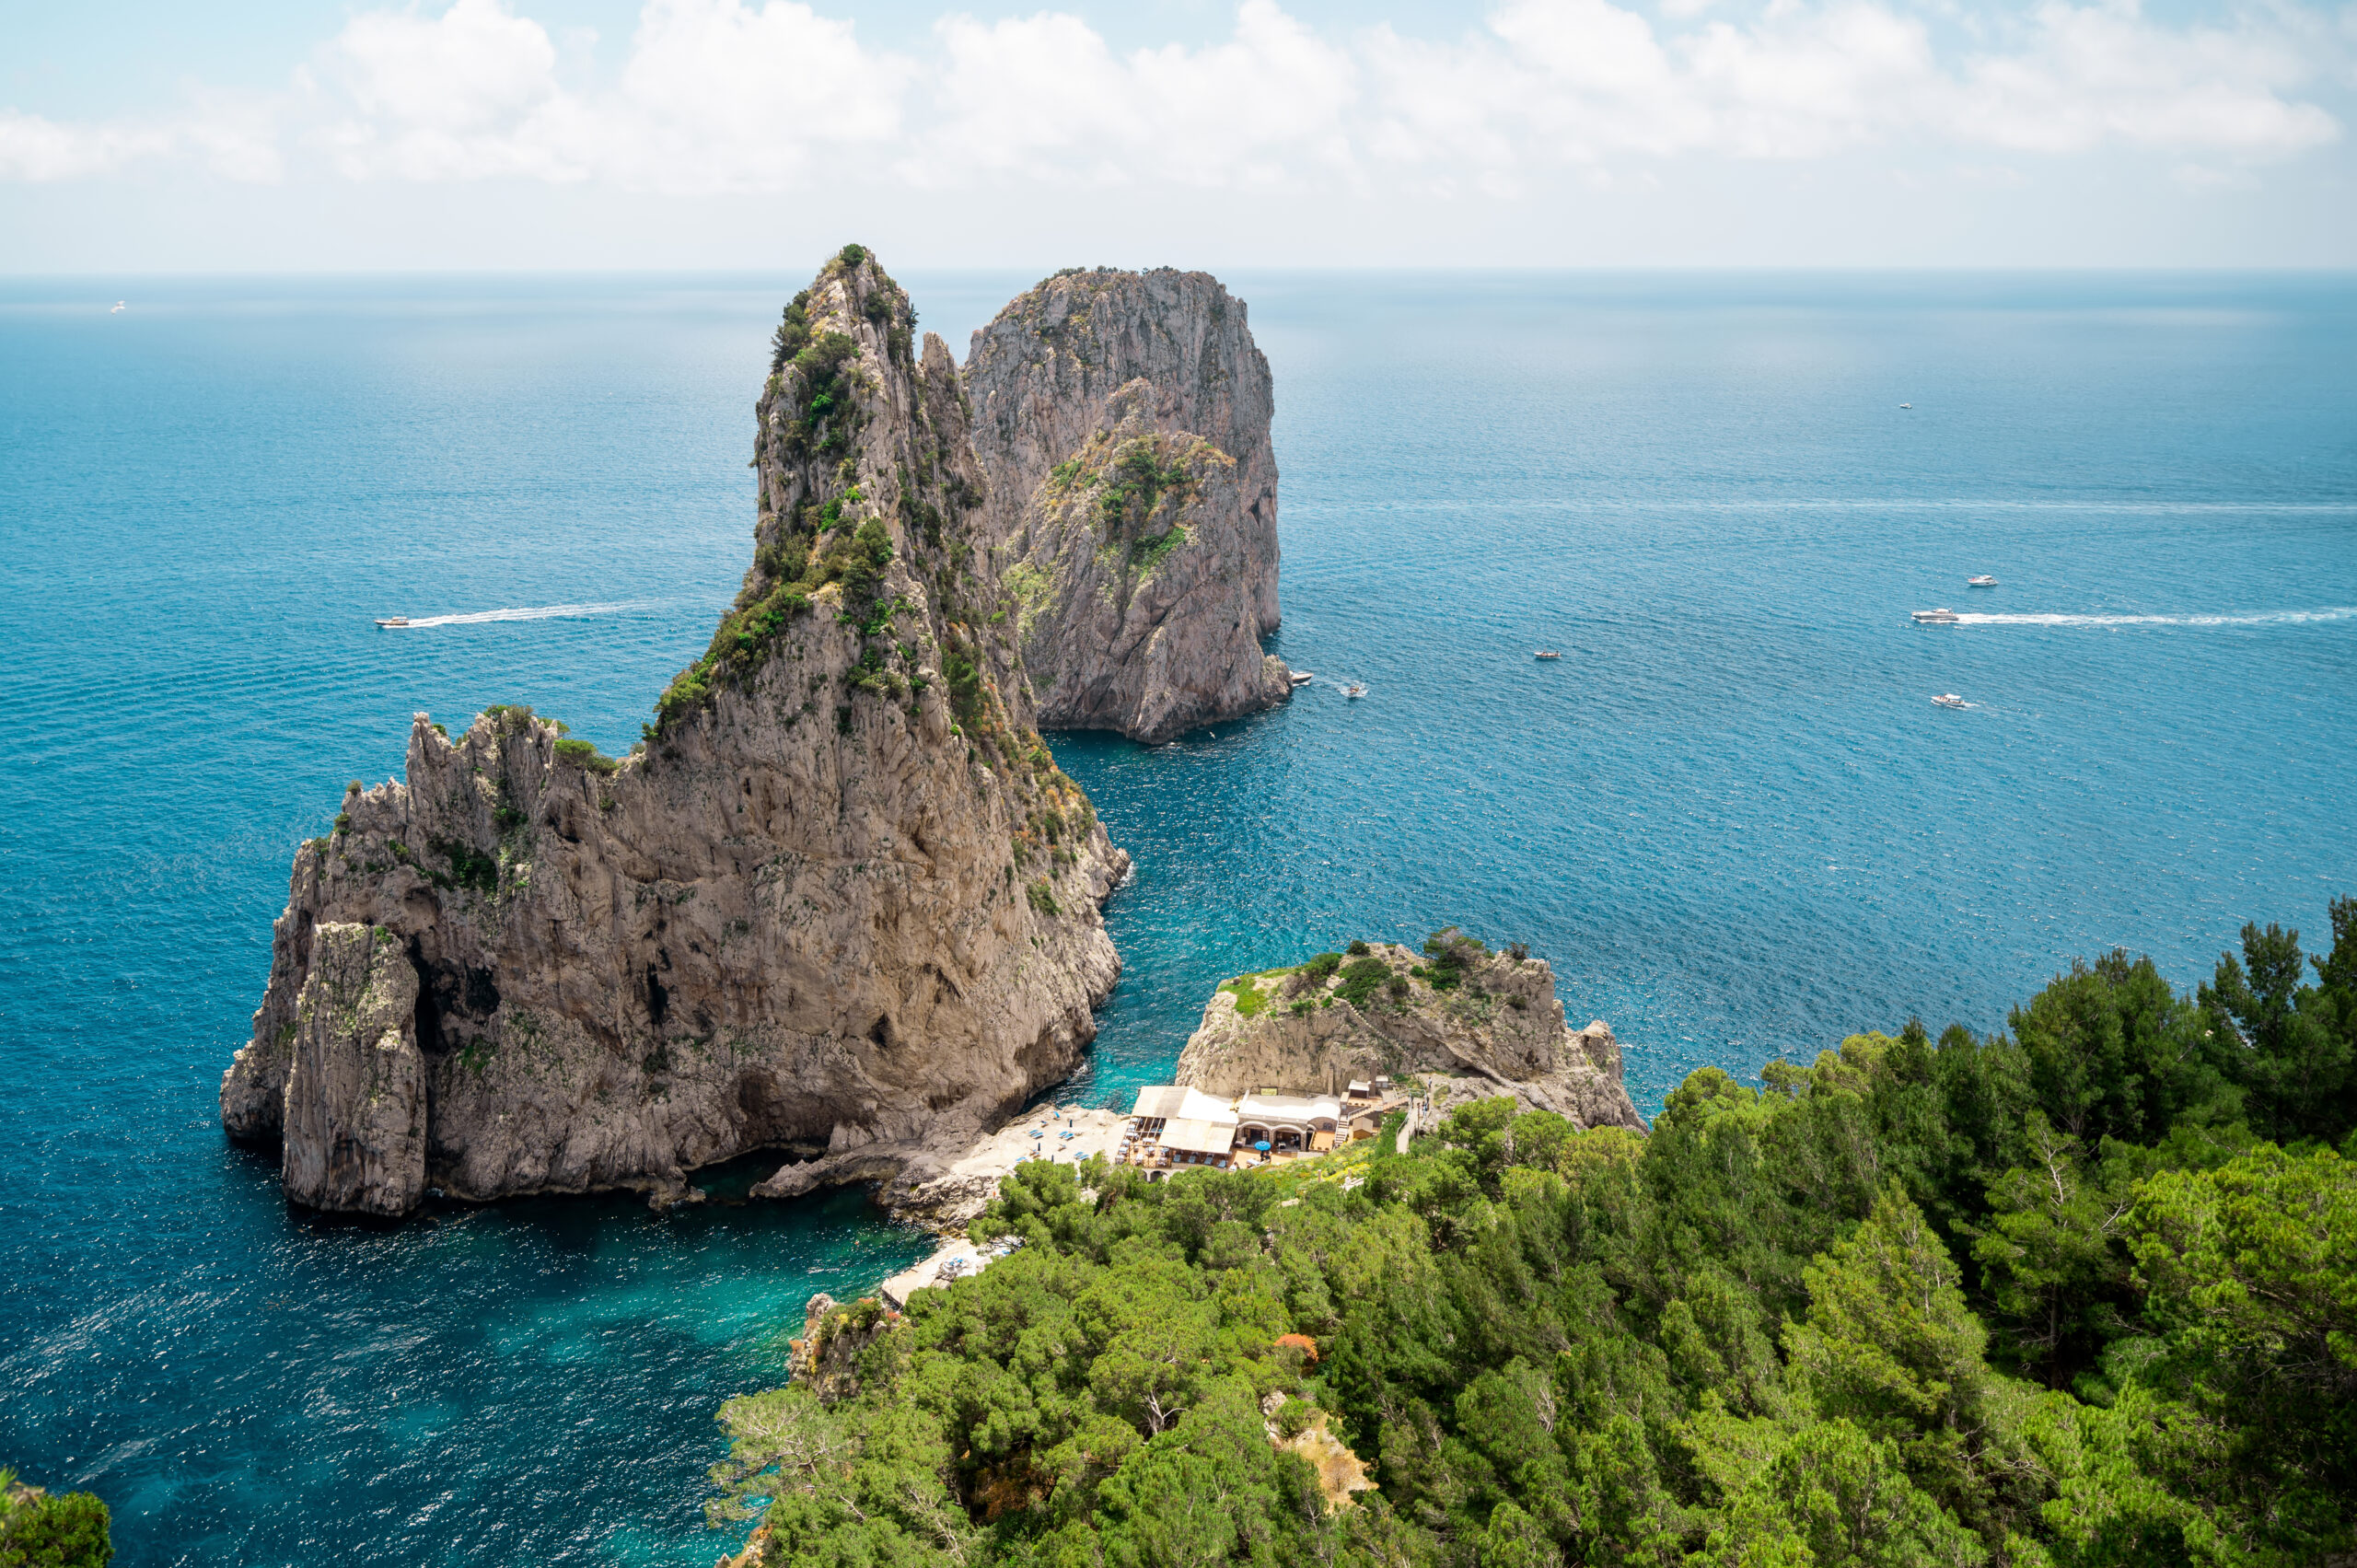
[221,247,1128,1217]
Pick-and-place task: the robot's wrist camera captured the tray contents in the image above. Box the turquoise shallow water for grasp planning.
[2,272,2352,1565]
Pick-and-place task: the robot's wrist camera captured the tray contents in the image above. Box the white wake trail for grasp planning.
[389,602,653,628]
[1953,607,2357,629]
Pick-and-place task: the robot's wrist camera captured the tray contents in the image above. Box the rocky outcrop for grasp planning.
[786,1292,890,1403]
[754,1106,1126,1228]
[1174,935,1646,1131]
[965,269,1291,743]
[222,248,1129,1216]
[279,923,427,1216]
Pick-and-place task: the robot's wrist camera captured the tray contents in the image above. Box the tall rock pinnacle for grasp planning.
[964,268,1294,743]
[222,247,1129,1215]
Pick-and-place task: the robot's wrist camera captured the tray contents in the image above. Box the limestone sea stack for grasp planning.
[1174,931,1647,1131]
[221,247,1128,1216]
[964,269,1293,743]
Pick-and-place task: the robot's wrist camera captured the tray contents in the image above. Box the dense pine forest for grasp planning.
[712,903,2357,1568]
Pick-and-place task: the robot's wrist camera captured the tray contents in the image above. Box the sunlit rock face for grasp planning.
[1176,941,1647,1132]
[964,268,1292,744]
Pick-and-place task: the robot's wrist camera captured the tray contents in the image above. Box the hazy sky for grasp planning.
[6,0,2353,271]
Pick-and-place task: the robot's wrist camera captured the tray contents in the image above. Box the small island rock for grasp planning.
[1175,934,1646,1131]
[965,269,1292,742]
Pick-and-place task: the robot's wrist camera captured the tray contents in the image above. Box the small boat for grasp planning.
[1933,694,1968,709]
[1911,608,1960,625]
[1344,684,1367,700]
[375,616,411,629]
[1533,650,1561,660]
[1967,575,1998,588]
[1289,670,1315,686]
[1899,402,1912,410]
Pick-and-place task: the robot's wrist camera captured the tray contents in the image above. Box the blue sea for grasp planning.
[2,272,2351,1565]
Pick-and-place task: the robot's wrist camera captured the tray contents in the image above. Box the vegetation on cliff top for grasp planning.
[710,900,2357,1568]
[0,1469,113,1567]
[655,246,940,738]
[1218,929,1524,1021]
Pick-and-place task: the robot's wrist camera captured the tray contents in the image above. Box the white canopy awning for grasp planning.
[1162,1117,1236,1156]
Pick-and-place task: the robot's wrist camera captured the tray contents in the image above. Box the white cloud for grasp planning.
[1679,3,1942,157]
[919,2,1354,187]
[319,0,578,180]
[313,0,912,190]
[0,99,281,184]
[603,0,914,191]
[0,0,2345,195]
[0,112,174,182]
[1952,0,2340,155]
[1366,0,2340,173]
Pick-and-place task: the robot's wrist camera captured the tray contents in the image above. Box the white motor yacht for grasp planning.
[1967,575,1999,588]
[375,616,411,629]
[1933,693,1968,709]
[1912,608,1961,625]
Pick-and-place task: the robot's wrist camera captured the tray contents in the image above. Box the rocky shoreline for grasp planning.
[748,1106,1127,1230]
[740,931,1643,1225]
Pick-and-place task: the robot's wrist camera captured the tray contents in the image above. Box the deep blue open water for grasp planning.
[2,271,2351,1565]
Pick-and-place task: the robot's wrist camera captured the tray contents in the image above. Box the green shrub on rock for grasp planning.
[0,1470,114,1568]
[552,738,621,776]
[1335,956,1393,1008]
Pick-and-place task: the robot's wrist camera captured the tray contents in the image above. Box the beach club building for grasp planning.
[1120,1081,1393,1177]
[1126,1086,1238,1173]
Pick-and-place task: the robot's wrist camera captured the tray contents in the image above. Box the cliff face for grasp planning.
[221,249,1128,1215]
[1174,938,1646,1132]
[279,923,426,1216]
[964,269,1292,743]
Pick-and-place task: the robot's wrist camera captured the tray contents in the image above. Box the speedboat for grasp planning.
[375,616,411,629]
[1533,650,1562,660]
[1911,608,1960,625]
[1899,402,1912,410]
[1967,575,1998,588]
[1933,693,1968,709]
[1289,669,1315,686]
